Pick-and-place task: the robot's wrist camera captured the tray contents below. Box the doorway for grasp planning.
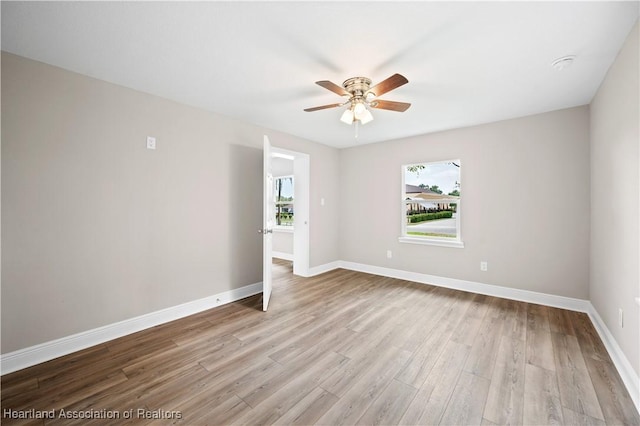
[271,146,310,277]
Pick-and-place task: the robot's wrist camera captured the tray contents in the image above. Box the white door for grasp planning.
[262,135,274,311]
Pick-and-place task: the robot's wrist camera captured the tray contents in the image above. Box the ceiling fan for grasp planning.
[304,73,411,127]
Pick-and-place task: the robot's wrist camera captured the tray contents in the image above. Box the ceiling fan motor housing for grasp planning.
[342,77,372,98]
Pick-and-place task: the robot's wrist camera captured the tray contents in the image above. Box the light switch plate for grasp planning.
[146,136,156,150]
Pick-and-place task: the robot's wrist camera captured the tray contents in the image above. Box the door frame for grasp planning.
[262,136,274,311]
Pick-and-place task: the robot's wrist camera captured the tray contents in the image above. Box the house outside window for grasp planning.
[400,160,463,248]
[275,176,294,228]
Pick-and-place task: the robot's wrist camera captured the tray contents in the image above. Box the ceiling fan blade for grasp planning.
[315,80,350,97]
[304,103,343,112]
[366,73,409,97]
[369,100,411,112]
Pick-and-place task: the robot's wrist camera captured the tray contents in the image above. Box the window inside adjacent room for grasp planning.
[274,176,294,229]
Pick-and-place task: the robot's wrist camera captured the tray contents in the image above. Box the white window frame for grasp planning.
[274,175,294,231]
[399,160,464,249]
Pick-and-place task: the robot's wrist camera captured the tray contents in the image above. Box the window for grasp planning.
[400,160,463,248]
[274,176,294,228]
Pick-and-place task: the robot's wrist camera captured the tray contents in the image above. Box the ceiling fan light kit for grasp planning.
[305,73,411,134]
[340,108,354,124]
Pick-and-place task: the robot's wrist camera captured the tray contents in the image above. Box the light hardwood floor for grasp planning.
[2,260,639,425]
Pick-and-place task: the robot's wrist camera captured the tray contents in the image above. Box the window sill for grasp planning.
[398,236,464,249]
[274,227,294,233]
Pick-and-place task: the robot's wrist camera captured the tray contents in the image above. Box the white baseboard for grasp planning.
[338,261,591,312]
[1,282,263,375]
[272,251,293,261]
[587,303,640,412]
[305,261,342,277]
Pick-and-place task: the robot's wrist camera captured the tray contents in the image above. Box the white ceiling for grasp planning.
[2,1,638,148]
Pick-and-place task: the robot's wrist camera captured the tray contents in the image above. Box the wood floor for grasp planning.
[2,260,639,425]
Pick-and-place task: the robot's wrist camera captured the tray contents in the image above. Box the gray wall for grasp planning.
[590,21,639,376]
[273,231,293,257]
[339,106,591,299]
[272,157,294,177]
[1,52,340,353]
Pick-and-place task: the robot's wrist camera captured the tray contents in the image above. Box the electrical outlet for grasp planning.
[480,261,488,271]
[387,250,392,259]
[619,308,624,328]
